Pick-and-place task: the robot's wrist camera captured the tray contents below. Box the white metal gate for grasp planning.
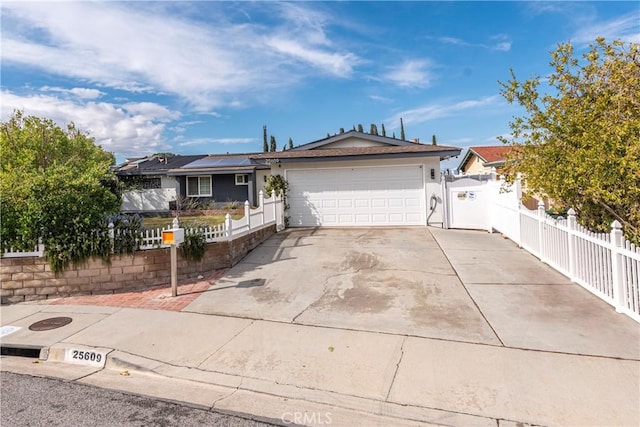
[443,175,492,231]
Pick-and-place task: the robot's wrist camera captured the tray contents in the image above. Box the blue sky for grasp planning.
[1,1,638,169]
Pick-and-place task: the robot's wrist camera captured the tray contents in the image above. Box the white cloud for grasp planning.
[0,2,360,111]
[572,12,640,44]
[265,37,358,77]
[41,86,105,99]
[1,91,176,158]
[121,102,181,122]
[368,95,393,103]
[385,95,503,128]
[178,138,255,147]
[437,34,512,52]
[383,60,433,88]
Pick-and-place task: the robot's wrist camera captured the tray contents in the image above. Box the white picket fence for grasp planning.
[3,191,284,257]
[487,178,640,323]
[132,190,283,249]
[1,239,45,258]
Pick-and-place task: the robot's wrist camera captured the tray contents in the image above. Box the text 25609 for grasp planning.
[72,350,102,363]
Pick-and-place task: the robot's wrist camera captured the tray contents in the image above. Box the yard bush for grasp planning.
[1,111,121,273]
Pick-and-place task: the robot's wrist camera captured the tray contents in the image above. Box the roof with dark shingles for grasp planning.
[115,154,207,174]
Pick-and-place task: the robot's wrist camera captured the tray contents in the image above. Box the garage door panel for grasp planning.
[287,166,424,227]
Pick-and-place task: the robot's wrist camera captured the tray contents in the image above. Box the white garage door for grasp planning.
[287,166,425,227]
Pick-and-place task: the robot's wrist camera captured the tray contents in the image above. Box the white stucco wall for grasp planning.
[256,169,271,199]
[161,176,178,189]
[318,138,387,149]
[270,156,445,226]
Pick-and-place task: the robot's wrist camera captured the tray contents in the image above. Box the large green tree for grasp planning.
[499,38,640,242]
[0,111,121,271]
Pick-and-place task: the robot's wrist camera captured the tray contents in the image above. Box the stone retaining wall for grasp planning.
[1,224,276,304]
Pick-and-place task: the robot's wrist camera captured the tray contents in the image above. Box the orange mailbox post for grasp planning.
[162,228,184,297]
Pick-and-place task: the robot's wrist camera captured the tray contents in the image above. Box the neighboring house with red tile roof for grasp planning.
[457,145,512,175]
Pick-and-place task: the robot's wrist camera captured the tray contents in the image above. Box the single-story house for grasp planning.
[166,154,270,207]
[253,131,461,227]
[115,131,462,225]
[457,146,511,175]
[114,154,270,211]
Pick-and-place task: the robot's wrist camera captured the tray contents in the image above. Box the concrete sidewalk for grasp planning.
[2,228,639,426]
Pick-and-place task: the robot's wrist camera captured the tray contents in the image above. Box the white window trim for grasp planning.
[186,176,212,197]
[235,174,249,186]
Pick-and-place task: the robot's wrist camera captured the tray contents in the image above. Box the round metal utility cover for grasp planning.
[29,317,73,331]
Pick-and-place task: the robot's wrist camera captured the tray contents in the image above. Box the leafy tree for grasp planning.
[269,135,277,152]
[263,125,268,152]
[357,124,364,133]
[370,124,378,135]
[288,137,294,149]
[499,38,640,243]
[381,124,387,137]
[432,134,437,145]
[400,118,406,140]
[0,111,121,272]
[265,174,290,226]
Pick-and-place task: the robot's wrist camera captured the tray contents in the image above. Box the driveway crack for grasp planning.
[385,336,407,401]
[290,270,360,323]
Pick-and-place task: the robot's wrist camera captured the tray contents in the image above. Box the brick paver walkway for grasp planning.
[50,269,228,311]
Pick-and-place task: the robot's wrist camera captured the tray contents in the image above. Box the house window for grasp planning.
[186,176,211,197]
[235,174,249,185]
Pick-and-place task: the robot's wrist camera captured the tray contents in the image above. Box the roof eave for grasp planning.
[257,149,461,164]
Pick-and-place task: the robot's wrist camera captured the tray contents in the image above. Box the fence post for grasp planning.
[108,221,115,254]
[567,208,577,281]
[259,190,265,225]
[245,200,251,231]
[225,213,232,240]
[37,238,44,257]
[272,190,279,228]
[537,200,546,261]
[610,220,626,313]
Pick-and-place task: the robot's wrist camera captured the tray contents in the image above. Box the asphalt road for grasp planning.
[1,371,280,427]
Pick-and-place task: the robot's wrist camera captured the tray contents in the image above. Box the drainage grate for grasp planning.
[1,345,42,358]
[29,317,73,331]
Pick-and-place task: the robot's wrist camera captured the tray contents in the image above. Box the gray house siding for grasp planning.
[212,174,249,204]
[176,173,255,206]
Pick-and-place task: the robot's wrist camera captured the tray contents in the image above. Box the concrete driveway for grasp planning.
[184,227,639,358]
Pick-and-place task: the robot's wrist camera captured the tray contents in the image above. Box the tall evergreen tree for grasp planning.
[270,135,277,152]
[352,125,356,131]
[357,124,364,133]
[432,134,437,145]
[392,132,396,139]
[288,137,294,149]
[381,124,386,137]
[339,127,345,134]
[263,125,268,152]
[370,124,378,135]
[400,118,405,140]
